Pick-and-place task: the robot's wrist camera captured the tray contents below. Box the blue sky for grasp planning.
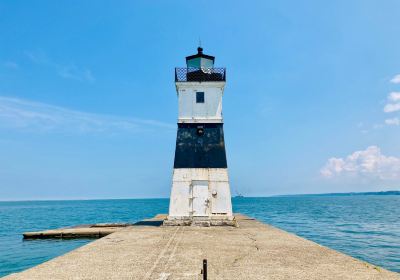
[1,1,400,200]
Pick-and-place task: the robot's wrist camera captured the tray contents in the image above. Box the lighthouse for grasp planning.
[164,47,235,226]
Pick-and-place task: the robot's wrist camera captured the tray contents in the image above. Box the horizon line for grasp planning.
[1,190,399,203]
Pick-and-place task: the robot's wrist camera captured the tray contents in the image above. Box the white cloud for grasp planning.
[383,92,400,113]
[0,96,174,134]
[24,50,94,82]
[383,92,400,125]
[390,74,400,84]
[385,118,400,126]
[320,146,400,180]
[388,92,400,102]
[4,61,19,69]
[383,103,400,113]
[24,50,48,64]
[58,65,95,82]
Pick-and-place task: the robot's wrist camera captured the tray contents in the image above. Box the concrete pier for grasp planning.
[23,223,133,239]
[4,214,399,280]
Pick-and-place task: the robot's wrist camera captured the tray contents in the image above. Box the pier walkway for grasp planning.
[4,214,399,279]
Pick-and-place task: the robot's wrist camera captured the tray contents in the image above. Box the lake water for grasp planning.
[0,196,399,277]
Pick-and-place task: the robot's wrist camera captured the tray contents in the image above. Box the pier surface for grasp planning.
[5,214,399,280]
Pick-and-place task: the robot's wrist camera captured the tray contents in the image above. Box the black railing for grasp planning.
[175,67,226,82]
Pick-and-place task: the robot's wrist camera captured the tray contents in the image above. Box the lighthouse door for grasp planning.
[191,181,209,217]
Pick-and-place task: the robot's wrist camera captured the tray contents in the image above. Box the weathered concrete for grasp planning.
[23,223,132,239]
[5,214,399,280]
[163,215,237,227]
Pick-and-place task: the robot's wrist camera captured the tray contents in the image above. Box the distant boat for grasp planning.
[234,189,244,198]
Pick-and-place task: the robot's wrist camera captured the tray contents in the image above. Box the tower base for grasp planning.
[163,215,237,227]
[166,168,234,226]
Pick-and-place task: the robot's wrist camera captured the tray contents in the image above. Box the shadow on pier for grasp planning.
[133,220,163,227]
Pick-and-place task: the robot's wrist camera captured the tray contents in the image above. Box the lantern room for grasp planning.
[186,47,215,68]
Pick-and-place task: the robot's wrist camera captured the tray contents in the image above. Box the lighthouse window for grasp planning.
[196,92,204,103]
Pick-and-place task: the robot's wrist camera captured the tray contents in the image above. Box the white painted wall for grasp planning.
[168,168,233,218]
[176,82,225,123]
[168,81,233,221]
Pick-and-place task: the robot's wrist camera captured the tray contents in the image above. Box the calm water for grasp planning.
[0,196,399,277]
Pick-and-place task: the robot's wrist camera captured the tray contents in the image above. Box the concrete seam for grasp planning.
[144,227,180,280]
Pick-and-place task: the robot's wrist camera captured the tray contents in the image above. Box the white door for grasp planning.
[192,181,209,217]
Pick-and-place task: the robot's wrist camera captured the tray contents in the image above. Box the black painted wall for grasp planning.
[174,123,227,168]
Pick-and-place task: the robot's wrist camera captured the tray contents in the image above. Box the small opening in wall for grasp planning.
[196,92,205,103]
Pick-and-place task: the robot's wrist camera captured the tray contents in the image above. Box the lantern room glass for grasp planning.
[186,57,214,69]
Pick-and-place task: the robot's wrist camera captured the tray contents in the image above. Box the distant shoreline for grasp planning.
[273,190,400,197]
[1,191,399,202]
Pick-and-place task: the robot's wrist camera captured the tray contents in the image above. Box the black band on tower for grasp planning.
[173,123,227,168]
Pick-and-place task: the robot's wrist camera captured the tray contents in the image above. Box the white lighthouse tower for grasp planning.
[164,47,235,226]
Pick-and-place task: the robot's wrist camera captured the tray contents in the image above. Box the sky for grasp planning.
[1,1,400,200]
